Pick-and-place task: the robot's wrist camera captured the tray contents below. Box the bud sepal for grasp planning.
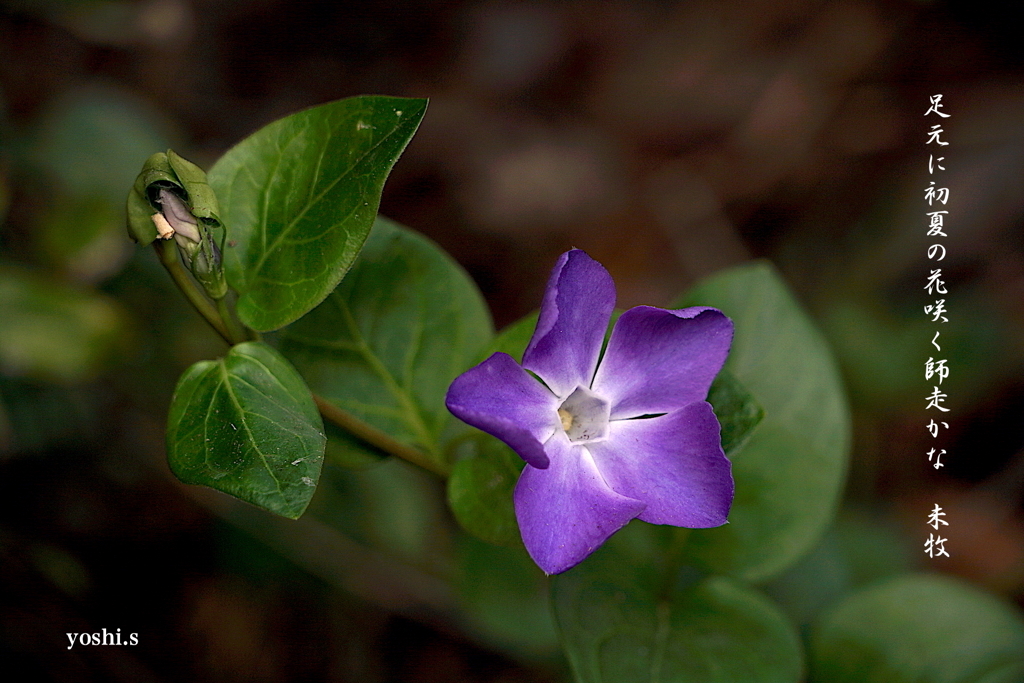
[127,150,227,299]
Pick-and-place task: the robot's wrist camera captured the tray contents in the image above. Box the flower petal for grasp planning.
[446,352,559,469]
[588,402,733,527]
[592,306,732,419]
[514,434,645,574]
[522,249,616,398]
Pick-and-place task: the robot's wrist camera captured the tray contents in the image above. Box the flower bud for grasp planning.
[157,188,201,244]
[127,150,221,245]
[127,150,227,299]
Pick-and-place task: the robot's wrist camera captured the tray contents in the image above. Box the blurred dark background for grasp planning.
[1,1,1023,681]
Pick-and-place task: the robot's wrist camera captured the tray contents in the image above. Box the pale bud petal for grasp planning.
[157,189,201,243]
[151,212,175,239]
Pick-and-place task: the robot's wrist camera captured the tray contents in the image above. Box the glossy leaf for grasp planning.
[552,535,803,683]
[278,217,492,471]
[209,96,427,331]
[810,574,1024,683]
[677,261,850,582]
[166,342,326,519]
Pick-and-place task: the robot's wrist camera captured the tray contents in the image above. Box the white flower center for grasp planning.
[557,385,609,443]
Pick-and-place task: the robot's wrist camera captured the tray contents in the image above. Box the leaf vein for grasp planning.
[247,114,416,283]
[219,360,285,495]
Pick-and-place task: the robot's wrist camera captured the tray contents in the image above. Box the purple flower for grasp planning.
[446,250,734,574]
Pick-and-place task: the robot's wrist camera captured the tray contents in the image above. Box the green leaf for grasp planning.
[314,456,452,564]
[166,341,326,519]
[448,434,524,547]
[810,574,1024,683]
[706,368,764,456]
[764,509,915,629]
[677,261,850,582]
[277,216,493,470]
[209,96,427,332]
[458,536,559,661]
[552,537,804,683]
[443,310,538,545]
[0,264,126,382]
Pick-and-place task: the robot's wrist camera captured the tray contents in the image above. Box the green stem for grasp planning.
[312,394,449,478]
[154,240,232,344]
[156,242,437,478]
[217,296,251,345]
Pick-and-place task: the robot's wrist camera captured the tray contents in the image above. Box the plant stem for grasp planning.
[154,240,233,345]
[312,393,449,478]
[217,296,251,344]
[156,241,438,478]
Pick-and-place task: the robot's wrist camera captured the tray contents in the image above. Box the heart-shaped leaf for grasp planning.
[167,341,326,518]
[209,96,427,331]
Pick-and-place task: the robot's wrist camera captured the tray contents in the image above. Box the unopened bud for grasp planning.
[126,150,221,247]
[152,212,175,240]
[127,150,228,299]
[157,188,202,244]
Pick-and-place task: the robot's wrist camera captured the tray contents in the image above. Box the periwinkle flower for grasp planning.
[446,250,734,574]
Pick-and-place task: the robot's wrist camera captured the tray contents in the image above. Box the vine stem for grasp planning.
[154,240,233,344]
[312,394,450,478]
[156,239,444,478]
[217,296,252,344]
